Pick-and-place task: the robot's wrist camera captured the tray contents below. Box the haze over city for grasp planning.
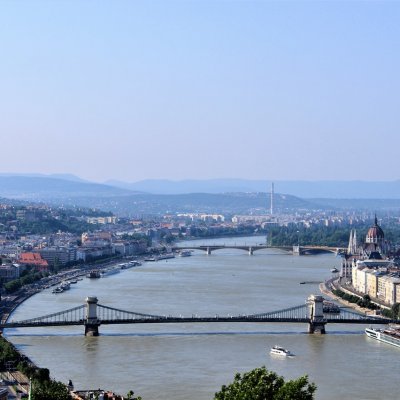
[1,1,399,183]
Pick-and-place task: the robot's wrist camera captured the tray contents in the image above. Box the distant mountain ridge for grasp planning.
[105,178,400,199]
[0,176,134,199]
[1,174,400,214]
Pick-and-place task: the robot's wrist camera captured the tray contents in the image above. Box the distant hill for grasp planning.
[0,172,88,182]
[105,178,400,199]
[51,192,318,216]
[0,176,133,200]
[2,175,400,215]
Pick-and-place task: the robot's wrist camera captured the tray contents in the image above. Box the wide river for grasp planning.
[5,236,398,399]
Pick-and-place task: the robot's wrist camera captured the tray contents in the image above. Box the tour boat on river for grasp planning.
[269,345,294,357]
[365,327,400,348]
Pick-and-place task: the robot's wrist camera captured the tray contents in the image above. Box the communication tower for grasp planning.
[270,182,274,215]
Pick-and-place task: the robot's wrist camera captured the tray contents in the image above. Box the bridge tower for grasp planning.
[293,245,301,255]
[307,295,326,334]
[85,296,100,336]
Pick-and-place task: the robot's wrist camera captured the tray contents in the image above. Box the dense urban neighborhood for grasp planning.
[2,186,400,399]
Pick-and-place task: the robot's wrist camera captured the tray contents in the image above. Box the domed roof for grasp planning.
[366,216,384,242]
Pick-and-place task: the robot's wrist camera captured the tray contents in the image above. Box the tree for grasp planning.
[391,303,400,320]
[31,379,70,400]
[214,366,316,400]
[126,390,142,400]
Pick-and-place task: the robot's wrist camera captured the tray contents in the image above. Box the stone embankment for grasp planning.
[319,278,384,316]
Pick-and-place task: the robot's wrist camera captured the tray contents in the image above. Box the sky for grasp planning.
[1,0,399,183]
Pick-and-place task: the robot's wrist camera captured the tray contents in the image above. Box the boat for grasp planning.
[52,287,64,294]
[158,253,175,260]
[179,250,192,257]
[129,260,141,266]
[144,257,157,262]
[121,261,142,268]
[330,267,339,273]
[269,345,294,357]
[86,270,101,279]
[100,268,120,277]
[60,281,71,290]
[365,327,400,348]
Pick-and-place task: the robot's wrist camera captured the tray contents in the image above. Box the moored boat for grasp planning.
[60,281,71,290]
[101,267,120,277]
[86,270,101,279]
[158,253,175,260]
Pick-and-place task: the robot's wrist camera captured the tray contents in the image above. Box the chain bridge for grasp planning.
[0,295,391,336]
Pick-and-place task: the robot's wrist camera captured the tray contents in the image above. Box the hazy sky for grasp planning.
[1,1,399,183]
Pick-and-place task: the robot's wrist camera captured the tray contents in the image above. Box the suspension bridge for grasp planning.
[0,295,391,336]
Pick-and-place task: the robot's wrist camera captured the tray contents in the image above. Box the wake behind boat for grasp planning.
[269,345,294,357]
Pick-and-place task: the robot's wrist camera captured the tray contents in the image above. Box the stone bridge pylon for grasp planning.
[307,294,326,334]
[85,296,101,336]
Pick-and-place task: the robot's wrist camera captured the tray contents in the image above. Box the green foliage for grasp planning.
[31,378,70,400]
[0,204,112,235]
[4,271,46,293]
[214,366,316,400]
[0,337,70,400]
[267,221,400,248]
[381,303,400,320]
[4,279,22,293]
[0,336,21,369]
[332,289,379,310]
[126,390,142,400]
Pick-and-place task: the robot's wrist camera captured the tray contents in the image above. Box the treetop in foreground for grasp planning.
[214,366,316,400]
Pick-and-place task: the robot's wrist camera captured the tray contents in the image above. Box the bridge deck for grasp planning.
[1,316,390,329]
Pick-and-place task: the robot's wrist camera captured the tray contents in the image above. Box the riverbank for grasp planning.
[319,278,384,316]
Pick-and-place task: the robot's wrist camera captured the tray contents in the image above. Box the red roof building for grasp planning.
[18,252,49,271]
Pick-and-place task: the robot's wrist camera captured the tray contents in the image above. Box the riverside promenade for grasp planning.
[319,278,385,316]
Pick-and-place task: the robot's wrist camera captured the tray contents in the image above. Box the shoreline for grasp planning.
[319,279,387,317]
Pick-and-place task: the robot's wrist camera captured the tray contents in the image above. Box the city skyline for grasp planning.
[1,1,399,183]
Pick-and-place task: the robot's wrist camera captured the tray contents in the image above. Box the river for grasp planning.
[5,236,398,399]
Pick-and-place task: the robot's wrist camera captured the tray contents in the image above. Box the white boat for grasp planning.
[60,281,71,290]
[158,253,175,260]
[52,287,64,294]
[365,327,400,348]
[330,267,339,273]
[269,345,294,357]
[179,250,192,257]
